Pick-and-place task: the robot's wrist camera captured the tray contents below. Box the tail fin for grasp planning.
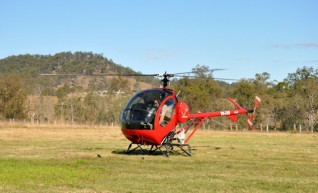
[247,96,261,130]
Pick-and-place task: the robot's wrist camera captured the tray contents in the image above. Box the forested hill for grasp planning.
[0,51,136,75]
[0,52,155,94]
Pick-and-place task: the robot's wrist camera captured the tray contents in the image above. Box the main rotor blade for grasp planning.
[91,73,159,77]
[173,75,237,81]
[39,73,77,76]
[39,73,160,77]
[172,68,227,75]
[38,69,231,79]
[213,77,238,81]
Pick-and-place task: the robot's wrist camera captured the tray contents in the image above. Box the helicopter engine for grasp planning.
[176,102,190,123]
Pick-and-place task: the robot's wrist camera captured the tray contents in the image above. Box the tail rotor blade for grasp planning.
[254,96,261,109]
[247,96,261,130]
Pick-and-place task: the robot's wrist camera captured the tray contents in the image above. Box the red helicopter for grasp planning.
[40,70,261,156]
[120,72,261,156]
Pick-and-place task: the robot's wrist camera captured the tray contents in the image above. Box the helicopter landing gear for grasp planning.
[126,143,163,155]
[125,142,192,157]
[126,143,145,154]
[160,130,192,157]
[162,143,192,157]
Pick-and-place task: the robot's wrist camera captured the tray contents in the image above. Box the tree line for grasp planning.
[172,65,318,133]
[0,53,317,132]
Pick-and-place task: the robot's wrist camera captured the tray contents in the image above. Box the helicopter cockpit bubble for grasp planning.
[121,89,173,130]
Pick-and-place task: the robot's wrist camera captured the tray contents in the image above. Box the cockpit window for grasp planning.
[121,89,173,130]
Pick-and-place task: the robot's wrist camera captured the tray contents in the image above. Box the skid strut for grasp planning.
[163,143,192,157]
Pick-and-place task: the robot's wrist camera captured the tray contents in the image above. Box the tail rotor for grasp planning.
[247,96,261,130]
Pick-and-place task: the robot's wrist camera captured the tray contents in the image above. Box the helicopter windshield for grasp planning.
[121,89,173,130]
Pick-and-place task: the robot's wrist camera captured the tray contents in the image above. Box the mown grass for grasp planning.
[0,124,317,193]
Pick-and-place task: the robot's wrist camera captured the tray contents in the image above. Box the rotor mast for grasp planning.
[160,72,174,88]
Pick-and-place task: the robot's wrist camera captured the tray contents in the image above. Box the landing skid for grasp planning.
[163,143,192,157]
[126,142,192,157]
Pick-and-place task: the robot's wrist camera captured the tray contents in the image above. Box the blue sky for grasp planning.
[1,0,317,82]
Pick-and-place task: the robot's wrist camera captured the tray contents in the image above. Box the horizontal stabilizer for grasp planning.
[227,115,237,122]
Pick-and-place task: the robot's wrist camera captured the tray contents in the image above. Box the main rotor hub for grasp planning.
[160,72,174,88]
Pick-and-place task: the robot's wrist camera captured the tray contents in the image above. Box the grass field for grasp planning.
[0,123,317,193]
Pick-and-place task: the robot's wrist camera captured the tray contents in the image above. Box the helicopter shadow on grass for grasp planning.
[112,149,164,156]
[111,145,196,157]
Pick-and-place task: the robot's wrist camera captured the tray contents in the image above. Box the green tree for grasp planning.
[285,66,318,88]
[109,77,130,93]
[285,67,318,132]
[294,78,318,132]
[191,64,214,78]
[83,92,98,123]
[173,65,223,113]
[230,79,256,106]
[0,75,27,119]
[56,84,71,100]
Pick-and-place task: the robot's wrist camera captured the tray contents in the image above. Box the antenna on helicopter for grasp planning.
[176,90,182,97]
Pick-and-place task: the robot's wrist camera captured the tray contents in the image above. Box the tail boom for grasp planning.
[178,97,261,143]
[186,96,261,130]
[187,97,248,120]
[187,108,248,120]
